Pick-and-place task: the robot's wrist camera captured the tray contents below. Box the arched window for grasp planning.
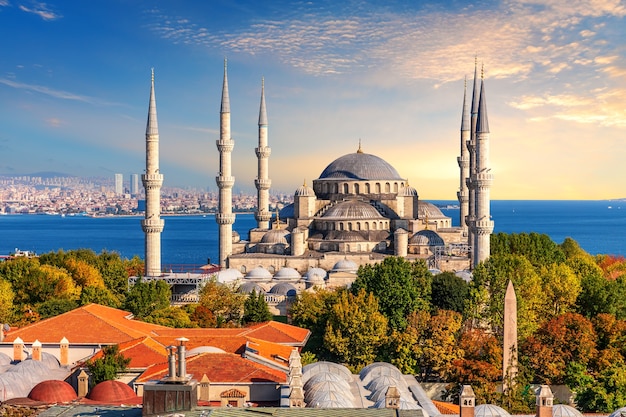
[365,183,371,193]
[339,223,344,231]
[240,265,247,273]
[343,183,349,193]
[375,183,381,193]
[385,182,390,193]
[373,222,377,230]
[356,222,361,231]
[355,184,360,194]
[393,182,398,192]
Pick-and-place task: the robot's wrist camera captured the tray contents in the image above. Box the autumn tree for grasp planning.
[0,279,15,324]
[85,344,131,386]
[197,278,245,327]
[351,257,431,330]
[243,290,272,324]
[143,306,194,328]
[417,310,463,381]
[539,263,581,316]
[323,289,388,372]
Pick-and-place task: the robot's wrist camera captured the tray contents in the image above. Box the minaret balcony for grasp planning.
[142,174,163,187]
[457,191,468,202]
[457,156,469,168]
[216,176,235,188]
[475,219,494,234]
[255,210,272,222]
[216,213,236,225]
[255,178,272,190]
[474,172,494,188]
[141,218,164,233]
[216,140,234,153]
[255,146,272,158]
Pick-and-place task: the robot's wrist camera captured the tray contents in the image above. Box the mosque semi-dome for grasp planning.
[417,201,447,219]
[410,230,445,247]
[260,229,289,245]
[322,199,384,220]
[318,152,404,181]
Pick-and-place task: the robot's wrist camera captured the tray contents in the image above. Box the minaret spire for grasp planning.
[255,77,272,229]
[458,76,470,235]
[216,59,236,268]
[466,57,480,265]
[141,69,164,276]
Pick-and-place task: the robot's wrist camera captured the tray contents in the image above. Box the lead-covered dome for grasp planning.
[319,152,403,181]
[322,200,384,220]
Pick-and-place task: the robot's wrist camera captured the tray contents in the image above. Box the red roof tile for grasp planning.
[433,400,460,414]
[241,321,310,346]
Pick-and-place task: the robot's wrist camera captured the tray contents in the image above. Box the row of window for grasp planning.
[314,181,406,195]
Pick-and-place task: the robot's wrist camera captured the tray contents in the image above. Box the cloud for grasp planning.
[18,1,61,20]
[0,78,119,106]
[0,0,8,7]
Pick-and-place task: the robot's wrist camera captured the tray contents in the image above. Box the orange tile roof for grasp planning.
[3,304,167,344]
[244,337,295,366]
[87,336,168,369]
[433,400,461,414]
[136,352,287,384]
[241,321,310,346]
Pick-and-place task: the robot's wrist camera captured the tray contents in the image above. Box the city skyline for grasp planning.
[1,0,625,200]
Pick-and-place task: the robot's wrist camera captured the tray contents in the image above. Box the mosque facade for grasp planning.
[212,60,492,278]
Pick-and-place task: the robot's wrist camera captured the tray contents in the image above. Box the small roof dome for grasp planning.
[232,230,241,243]
[29,380,77,403]
[273,267,301,281]
[322,199,384,220]
[332,258,358,273]
[217,268,244,283]
[187,346,226,355]
[410,230,444,246]
[399,184,418,197]
[609,407,626,417]
[268,282,297,296]
[88,380,137,403]
[455,270,473,282]
[417,201,447,219]
[238,281,264,294]
[318,152,403,181]
[304,268,327,281]
[245,266,272,281]
[475,404,511,417]
[295,183,315,197]
[553,405,583,417]
[325,230,366,241]
[260,229,289,245]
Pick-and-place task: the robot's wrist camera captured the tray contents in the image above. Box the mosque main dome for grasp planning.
[318,152,403,181]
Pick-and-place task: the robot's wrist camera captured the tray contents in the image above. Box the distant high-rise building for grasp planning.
[130,173,139,195]
[114,173,123,195]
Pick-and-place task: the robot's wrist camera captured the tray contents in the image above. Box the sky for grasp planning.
[0,0,625,200]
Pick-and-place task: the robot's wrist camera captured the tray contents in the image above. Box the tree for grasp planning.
[197,278,245,327]
[539,263,581,316]
[0,279,15,324]
[431,272,468,314]
[561,237,592,260]
[144,306,194,328]
[490,232,565,267]
[243,290,272,324]
[85,344,131,386]
[575,363,626,413]
[124,278,170,319]
[418,310,463,381]
[351,257,431,330]
[323,289,388,372]
[37,298,78,319]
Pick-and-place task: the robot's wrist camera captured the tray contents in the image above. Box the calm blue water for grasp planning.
[1,200,624,265]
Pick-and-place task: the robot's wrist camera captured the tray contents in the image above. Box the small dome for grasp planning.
[88,380,137,403]
[29,380,77,403]
[322,200,384,220]
[303,372,351,392]
[302,361,353,383]
[217,268,244,283]
[609,407,626,417]
[295,183,315,197]
[332,259,358,273]
[245,266,272,281]
[238,282,264,294]
[187,346,226,355]
[399,184,418,197]
[553,405,583,417]
[475,404,512,417]
[268,282,297,296]
[318,152,403,181]
[304,268,327,282]
[455,270,473,282]
[410,230,444,246]
[232,230,241,243]
[260,229,289,245]
[417,201,447,219]
[373,397,422,410]
[273,267,301,281]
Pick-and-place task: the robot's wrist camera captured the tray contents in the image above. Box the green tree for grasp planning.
[490,232,565,267]
[560,237,592,260]
[323,289,388,372]
[37,298,78,319]
[124,278,170,319]
[539,263,581,316]
[243,290,272,324]
[85,344,131,386]
[0,279,15,324]
[144,306,194,328]
[197,278,245,327]
[431,272,468,314]
[575,363,626,413]
[351,257,431,330]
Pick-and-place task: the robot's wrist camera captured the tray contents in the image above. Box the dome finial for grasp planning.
[151,68,154,83]
[303,179,307,187]
[425,213,429,230]
[357,139,363,153]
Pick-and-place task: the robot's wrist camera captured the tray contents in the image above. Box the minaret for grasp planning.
[472,66,494,266]
[466,58,480,262]
[503,280,518,392]
[216,60,236,268]
[254,78,272,230]
[457,76,470,235]
[141,69,164,277]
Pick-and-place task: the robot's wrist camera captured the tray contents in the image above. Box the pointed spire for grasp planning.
[258,77,267,126]
[476,78,489,133]
[461,76,470,131]
[471,56,480,115]
[357,139,363,153]
[221,59,230,114]
[146,68,159,136]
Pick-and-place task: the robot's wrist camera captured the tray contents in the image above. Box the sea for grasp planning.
[1,200,625,266]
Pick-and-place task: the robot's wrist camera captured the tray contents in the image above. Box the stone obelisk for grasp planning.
[503,280,518,391]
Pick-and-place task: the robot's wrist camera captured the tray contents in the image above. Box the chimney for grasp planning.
[460,385,476,417]
[60,337,69,366]
[77,369,89,397]
[167,346,177,380]
[13,337,24,362]
[385,386,401,409]
[200,374,211,401]
[536,385,554,417]
[32,339,42,361]
[176,337,189,380]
